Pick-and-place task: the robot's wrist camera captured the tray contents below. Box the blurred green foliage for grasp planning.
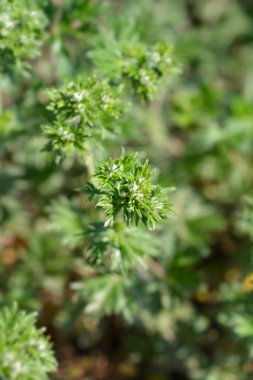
[0,305,57,379]
[42,77,124,162]
[0,0,47,76]
[1,0,253,379]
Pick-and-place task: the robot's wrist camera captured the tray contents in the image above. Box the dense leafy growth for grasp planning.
[84,152,172,229]
[0,305,56,380]
[1,0,253,379]
[0,0,47,75]
[43,77,124,161]
[84,223,157,271]
[91,40,178,99]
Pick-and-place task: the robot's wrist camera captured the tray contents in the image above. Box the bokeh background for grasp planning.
[1,0,253,379]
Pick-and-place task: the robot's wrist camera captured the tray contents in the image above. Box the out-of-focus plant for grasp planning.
[42,77,124,161]
[0,0,47,76]
[0,305,57,380]
[90,39,178,100]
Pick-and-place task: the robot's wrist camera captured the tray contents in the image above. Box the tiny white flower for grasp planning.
[38,340,47,356]
[73,91,86,102]
[30,11,38,18]
[20,35,28,43]
[101,103,108,110]
[114,248,121,259]
[139,69,150,85]
[130,182,139,192]
[77,103,85,112]
[13,361,26,376]
[101,95,110,103]
[139,69,147,76]
[150,52,161,65]
[61,130,75,141]
[165,56,172,65]
[6,20,15,29]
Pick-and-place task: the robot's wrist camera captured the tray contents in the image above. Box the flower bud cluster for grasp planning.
[43,77,124,160]
[0,0,47,74]
[122,42,178,99]
[85,152,172,229]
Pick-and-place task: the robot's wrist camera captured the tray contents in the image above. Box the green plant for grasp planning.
[0,0,47,76]
[42,77,124,161]
[0,305,57,380]
[2,0,253,379]
[45,75,175,316]
[91,39,178,100]
[84,152,172,229]
[76,152,172,275]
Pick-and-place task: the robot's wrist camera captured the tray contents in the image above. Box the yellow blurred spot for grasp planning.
[118,363,137,377]
[196,290,208,302]
[243,273,253,292]
[195,289,216,303]
[225,268,241,282]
